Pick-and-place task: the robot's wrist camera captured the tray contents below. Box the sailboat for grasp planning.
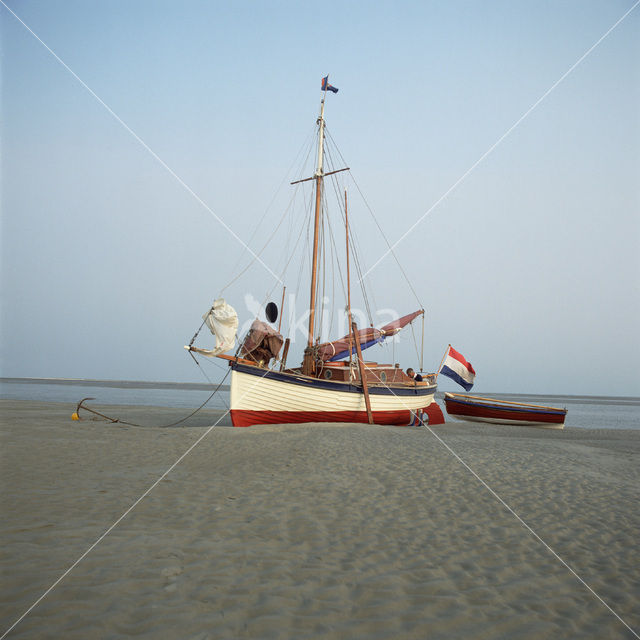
[187,79,442,427]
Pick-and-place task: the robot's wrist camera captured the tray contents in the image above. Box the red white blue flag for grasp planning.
[321,76,339,93]
[440,346,476,391]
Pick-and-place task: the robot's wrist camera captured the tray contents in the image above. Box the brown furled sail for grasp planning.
[240,319,284,366]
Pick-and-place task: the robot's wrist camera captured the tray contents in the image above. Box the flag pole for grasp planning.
[435,344,450,380]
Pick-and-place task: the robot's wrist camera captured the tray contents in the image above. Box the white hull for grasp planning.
[229,364,437,426]
[231,369,434,412]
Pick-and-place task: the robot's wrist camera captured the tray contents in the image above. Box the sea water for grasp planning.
[0,379,230,411]
[1,379,639,430]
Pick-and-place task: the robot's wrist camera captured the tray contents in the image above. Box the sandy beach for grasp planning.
[1,399,638,639]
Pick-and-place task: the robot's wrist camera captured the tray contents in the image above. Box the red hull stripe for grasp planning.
[444,400,565,424]
[231,409,413,427]
[424,402,445,425]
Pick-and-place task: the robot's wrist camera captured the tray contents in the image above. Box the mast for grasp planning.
[296,78,347,376]
[352,321,373,424]
[302,93,327,375]
[345,189,353,366]
[277,285,286,333]
[308,96,326,347]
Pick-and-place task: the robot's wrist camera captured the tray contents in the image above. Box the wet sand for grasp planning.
[1,399,639,639]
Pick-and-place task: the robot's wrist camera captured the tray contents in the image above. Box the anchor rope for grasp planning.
[75,367,231,429]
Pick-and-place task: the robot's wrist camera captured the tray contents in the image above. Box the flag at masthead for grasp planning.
[321,76,339,93]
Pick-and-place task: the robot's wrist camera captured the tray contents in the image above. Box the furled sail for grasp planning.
[240,319,284,365]
[378,310,424,336]
[317,310,423,362]
[317,327,383,362]
[190,298,238,357]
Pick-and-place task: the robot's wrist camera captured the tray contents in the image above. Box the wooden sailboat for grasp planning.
[189,80,442,427]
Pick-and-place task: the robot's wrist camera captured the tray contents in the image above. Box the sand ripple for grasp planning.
[1,402,639,638]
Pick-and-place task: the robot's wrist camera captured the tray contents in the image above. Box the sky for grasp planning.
[1,0,639,396]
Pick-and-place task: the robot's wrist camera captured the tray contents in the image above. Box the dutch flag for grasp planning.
[440,345,476,391]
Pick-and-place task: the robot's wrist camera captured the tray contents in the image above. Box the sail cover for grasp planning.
[190,298,238,357]
[317,310,423,362]
[240,319,284,364]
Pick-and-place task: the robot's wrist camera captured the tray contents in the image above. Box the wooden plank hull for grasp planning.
[230,362,437,426]
[443,393,566,429]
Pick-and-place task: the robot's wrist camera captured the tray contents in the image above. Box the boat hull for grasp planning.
[231,409,416,427]
[444,393,566,429]
[230,362,438,426]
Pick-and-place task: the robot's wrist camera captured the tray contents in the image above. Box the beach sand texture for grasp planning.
[1,400,639,639]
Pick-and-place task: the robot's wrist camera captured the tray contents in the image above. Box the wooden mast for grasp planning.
[352,321,373,424]
[302,92,327,376]
[420,310,425,373]
[277,285,286,333]
[345,189,353,367]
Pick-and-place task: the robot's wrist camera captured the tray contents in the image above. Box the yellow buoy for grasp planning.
[71,412,80,421]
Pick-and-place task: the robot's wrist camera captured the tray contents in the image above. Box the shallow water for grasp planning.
[0,380,230,410]
[1,379,639,430]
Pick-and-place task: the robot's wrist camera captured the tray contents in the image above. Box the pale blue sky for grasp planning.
[1,0,639,395]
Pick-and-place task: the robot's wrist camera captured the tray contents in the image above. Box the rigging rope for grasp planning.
[196,119,425,369]
[219,182,300,294]
[325,128,424,310]
[323,139,375,325]
[220,129,316,294]
[323,201,345,340]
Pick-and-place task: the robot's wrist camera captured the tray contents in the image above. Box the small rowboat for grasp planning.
[443,393,567,429]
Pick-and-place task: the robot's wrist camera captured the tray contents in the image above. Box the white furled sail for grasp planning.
[190,298,238,357]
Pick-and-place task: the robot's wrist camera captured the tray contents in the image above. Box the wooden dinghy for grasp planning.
[443,392,567,429]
